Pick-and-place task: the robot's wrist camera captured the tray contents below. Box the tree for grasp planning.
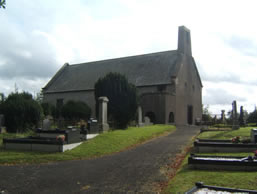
[202,105,212,123]
[61,100,91,121]
[247,108,257,124]
[94,72,138,129]
[41,102,55,117]
[0,0,5,9]
[238,106,246,126]
[1,92,43,132]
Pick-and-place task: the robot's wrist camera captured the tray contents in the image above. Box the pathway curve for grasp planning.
[0,126,200,193]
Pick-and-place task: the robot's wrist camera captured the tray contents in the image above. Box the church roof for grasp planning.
[43,50,181,93]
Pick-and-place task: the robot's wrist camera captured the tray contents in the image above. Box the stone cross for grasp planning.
[232,100,239,130]
[98,96,109,132]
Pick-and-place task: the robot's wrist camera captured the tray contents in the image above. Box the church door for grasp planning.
[187,105,193,125]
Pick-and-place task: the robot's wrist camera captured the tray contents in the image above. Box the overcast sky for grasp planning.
[0,0,257,115]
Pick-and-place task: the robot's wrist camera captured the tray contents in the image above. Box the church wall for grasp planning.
[43,90,96,117]
[138,85,175,124]
[43,83,176,124]
[175,55,202,125]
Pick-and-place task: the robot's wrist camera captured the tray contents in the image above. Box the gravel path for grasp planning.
[0,126,200,194]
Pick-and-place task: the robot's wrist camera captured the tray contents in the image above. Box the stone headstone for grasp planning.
[232,100,239,130]
[251,128,257,143]
[98,97,109,132]
[42,118,51,130]
[144,116,153,126]
[137,106,144,127]
[239,106,246,126]
[221,110,225,124]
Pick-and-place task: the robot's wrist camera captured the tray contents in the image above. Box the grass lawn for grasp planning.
[0,124,175,165]
[164,155,257,193]
[163,127,257,193]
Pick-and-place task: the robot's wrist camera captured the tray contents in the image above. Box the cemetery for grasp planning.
[166,101,257,193]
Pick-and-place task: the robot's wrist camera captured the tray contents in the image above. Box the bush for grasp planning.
[247,109,257,124]
[61,100,91,121]
[1,92,43,133]
[94,72,138,129]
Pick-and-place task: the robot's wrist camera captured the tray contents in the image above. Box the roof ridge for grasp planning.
[70,50,177,67]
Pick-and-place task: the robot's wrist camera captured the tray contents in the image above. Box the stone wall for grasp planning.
[175,54,202,125]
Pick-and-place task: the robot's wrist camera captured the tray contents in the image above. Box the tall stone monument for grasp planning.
[232,100,239,130]
[238,106,246,126]
[221,110,225,124]
[98,97,109,132]
[137,106,144,127]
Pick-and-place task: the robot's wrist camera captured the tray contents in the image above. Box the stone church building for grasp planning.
[42,26,202,125]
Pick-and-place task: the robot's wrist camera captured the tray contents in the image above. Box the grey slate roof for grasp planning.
[44,50,181,93]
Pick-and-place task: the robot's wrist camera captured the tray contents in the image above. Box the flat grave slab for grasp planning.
[186,182,257,194]
[3,128,83,152]
[188,154,257,171]
[194,139,257,153]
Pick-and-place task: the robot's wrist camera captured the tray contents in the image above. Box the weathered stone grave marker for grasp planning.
[232,100,239,130]
[98,96,109,132]
[42,116,52,131]
[221,110,225,124]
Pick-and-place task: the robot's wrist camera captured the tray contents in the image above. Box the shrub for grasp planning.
[94,72,138,129]
[247,109,257,124]
[1,92,43,132]
[61,100,91,121]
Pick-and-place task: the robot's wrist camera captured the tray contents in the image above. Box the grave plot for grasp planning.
[188,154,257,171]
[3,128,83,152]
[194,128,257,153]
[186,182,257,194]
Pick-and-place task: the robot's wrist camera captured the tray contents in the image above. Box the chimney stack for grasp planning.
[177,26,192,56]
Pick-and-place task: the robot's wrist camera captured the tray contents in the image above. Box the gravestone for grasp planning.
[221,110,225,124]
[98,97,109,132]
[251,128,257,143]
[137,106,144,127]
[144,116,153,126]
[42,118,51,131]
[232,100,239,130]
[239,106,246,126]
